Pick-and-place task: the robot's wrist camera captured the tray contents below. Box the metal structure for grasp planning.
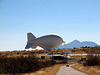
[25,33,64,51]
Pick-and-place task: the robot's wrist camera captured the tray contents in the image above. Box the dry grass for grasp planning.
[0,50,48,57]
[72,64,100,75]
[72,47,100,75]
[1,47,100,57]
[71,51,87,54]
[0,48,90,57]
[71,56,86,59]
[23,64,65,75]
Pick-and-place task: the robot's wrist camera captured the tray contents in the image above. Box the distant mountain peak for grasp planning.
[70,40,81,44]
[58,40,99,49]
[72,40,80,42]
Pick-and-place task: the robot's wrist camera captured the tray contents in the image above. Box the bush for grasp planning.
[0,55,56,74]
[84,55,100,66]
[41,60,56,67]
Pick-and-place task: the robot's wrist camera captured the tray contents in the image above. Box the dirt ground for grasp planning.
[72,64,100,75]
[23,64,66,75]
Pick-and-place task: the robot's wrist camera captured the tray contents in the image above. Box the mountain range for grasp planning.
[58,40,99,49]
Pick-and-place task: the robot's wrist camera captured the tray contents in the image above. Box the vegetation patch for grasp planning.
[84,55,100,66]
[0,55,56,74]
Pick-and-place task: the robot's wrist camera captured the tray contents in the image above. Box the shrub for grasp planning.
[41,60,56,67]
[0,55,56,74]
[84,55,100,66]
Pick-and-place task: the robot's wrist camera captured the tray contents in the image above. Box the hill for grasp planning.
[58,40,99,49]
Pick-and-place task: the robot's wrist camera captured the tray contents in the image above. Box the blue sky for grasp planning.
[0,0,100,50]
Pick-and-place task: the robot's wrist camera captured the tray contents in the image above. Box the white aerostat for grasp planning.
[25,33,64,51]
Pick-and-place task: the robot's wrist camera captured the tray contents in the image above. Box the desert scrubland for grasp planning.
[0,47,100,75]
